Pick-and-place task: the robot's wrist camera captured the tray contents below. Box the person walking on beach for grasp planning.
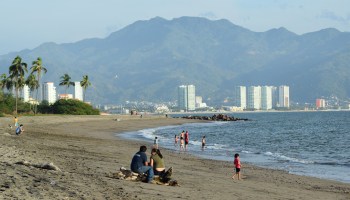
[154,137,159,149]
[130,145,154,183]
[14,116,19,127]
[184,131,189,151]
[201,135,206,150]
[15,124,24,136]
[179,131,185,151]
[232,153,242,180]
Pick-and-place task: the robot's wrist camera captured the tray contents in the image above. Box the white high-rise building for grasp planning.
[42,82,57,104]
[74,81,83,101]
[271,86,278,108]
[247,86,261,110]
[178,85,196,111]
[20,85,31,102]
[261,86,273,110]
[178,85,187,111]
[278,85,290,108]
[234,86,246,109]
[187,85,196,111]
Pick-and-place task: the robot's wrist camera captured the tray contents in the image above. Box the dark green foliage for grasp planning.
[0,92,31,114]
[0,93,15,114]
[37,100,52,114]
[52,99,100,115]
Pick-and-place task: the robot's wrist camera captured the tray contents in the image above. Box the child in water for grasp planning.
[154,137,159,149]
[232,153,242,180]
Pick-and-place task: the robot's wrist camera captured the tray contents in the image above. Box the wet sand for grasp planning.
[0,115,349,200]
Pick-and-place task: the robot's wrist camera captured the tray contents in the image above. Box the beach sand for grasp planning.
[0,115,349,200]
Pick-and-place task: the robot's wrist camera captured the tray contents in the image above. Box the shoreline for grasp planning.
[116,121,350,184]
[1,115,349,199]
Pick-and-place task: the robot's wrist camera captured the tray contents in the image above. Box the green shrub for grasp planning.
[52,99,100,115]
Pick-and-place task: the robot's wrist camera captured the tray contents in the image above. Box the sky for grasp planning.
[1,0,349,55]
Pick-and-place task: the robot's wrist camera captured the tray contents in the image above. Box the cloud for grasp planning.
[198,12,218,19]
[319,10,350,24]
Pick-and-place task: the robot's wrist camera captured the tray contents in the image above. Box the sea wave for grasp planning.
[264,152,315,164]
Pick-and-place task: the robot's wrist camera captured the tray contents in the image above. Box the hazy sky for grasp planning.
[1,0,349,54]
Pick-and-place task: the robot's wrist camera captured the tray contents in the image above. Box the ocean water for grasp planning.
[118,111,350,183]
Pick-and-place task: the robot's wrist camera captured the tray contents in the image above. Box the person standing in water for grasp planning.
[184,131,189,151]
[201,135,206,150]
[174,135,179,147]
[179,131,185,151]
[154,137,159,149]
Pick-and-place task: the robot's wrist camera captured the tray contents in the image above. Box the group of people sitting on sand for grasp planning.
[130,145,165,183]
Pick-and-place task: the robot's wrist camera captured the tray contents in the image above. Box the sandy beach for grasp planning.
[0,115,349,200]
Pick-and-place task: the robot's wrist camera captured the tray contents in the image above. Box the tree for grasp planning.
[59,73,74,99]
[0,74,8,93]
[30,57,47,114]
[25,74,39,112]
[80,75,91,102]
[9,56,28,114]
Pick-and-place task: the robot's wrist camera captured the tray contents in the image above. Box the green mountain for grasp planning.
[1,17,349,104]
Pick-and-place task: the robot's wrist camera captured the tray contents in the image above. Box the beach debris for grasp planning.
[15,161,61,172]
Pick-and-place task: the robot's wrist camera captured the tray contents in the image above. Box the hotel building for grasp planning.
[261,86,273,110]
[316,99,326,109]
[247,86,261,110]
[278,85,290,108]
[20,85,31,102]
[74,81,83,101]
[234,86,247,109]
[42,82,57,104]
[178,85,196,111]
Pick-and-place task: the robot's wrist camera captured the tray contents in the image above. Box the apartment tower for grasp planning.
[178,85,196,111]
[42,82,57,104]
[234,86,247,109]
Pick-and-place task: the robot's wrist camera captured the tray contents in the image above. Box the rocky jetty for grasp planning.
[178,114,249,121]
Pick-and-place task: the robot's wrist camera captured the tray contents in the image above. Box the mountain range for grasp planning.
[1,16,349,105]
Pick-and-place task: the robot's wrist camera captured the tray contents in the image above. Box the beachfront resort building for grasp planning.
[195,96,208,108]
[42,82,57,104]
[74,81,83,101]
[59,94,73,100]
[261,86,273,110]
[316,98,326,109]
[247,86,261,110]
[278,85,290,108]
[178,85,196,111]
[234,86,247,109]
[19,85,31,103]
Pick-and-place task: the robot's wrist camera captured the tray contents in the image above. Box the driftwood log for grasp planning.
[15,160,61,171]
[109,167,179,186]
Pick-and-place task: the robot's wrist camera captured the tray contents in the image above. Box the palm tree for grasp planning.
[26,74,39,112]
[31,57,47,113]
[0,73,8,93]
[9,56,28,114]
[59,73,74,99]
[80,75,91,102]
